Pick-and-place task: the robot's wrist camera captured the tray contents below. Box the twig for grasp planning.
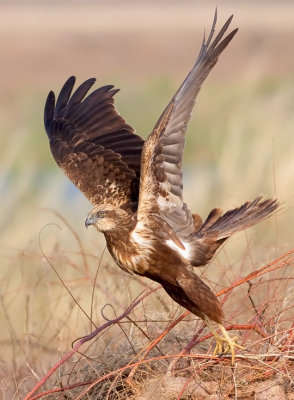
[24,287,160,400]
[26,248,294,399]
[217,248,294,297]
[125,310,190,384]
[42,208,89,274]
[39,223,95,326]
[90,245,107,330]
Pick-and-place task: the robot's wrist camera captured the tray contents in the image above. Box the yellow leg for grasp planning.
[204,317,245,365]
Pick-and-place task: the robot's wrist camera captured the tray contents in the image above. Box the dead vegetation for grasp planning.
[6,213,294,399]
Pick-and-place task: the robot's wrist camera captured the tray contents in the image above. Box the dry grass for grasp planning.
[9,232,294,399]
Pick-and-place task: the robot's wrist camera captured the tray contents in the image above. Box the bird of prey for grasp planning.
[44,12,278,363]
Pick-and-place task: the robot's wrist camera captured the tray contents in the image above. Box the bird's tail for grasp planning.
[187,196,279,267]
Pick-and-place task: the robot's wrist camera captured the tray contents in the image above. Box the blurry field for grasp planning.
[0,1,294,398]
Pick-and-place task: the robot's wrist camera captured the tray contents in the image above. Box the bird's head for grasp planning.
[85,204,128,232]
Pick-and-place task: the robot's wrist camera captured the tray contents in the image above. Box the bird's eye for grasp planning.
[97,210,106,218]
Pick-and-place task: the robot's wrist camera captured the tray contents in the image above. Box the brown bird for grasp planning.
[44,12,278,363]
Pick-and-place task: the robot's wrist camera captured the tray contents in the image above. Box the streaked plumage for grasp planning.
[44,12,278,363]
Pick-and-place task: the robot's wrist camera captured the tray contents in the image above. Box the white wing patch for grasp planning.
[166,239,191,260]
[131,229,147,246]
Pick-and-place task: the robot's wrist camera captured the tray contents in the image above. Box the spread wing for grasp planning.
[137,12,238,235]
[44,76,144,210]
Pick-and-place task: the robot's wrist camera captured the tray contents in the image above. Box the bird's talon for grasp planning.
[205,318,245,365]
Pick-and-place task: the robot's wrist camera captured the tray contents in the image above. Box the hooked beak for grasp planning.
[85,215,96,229]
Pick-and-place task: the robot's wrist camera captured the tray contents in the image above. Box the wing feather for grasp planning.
[44,76,144,210]
[54,76,76,117]
[137,11,238,235]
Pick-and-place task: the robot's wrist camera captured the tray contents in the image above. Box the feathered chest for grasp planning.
[104,229,154,275]
[104,218,189,277]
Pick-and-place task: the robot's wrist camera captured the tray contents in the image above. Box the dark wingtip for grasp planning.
[67,75,76,85]
[65,77,97,110]
[44,90,55,136]
[86,77,96,84]
[225,27,239,43]
[227,14,234,24]
[55,76,77,117]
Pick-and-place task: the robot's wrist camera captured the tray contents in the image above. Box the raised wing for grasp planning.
[137,12,238,235]
[44,76,144,210]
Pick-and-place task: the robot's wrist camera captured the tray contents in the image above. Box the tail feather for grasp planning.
[197,196,279,239]
[188,196,279,267]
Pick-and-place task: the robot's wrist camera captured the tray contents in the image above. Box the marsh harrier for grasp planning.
[44,12,278,363]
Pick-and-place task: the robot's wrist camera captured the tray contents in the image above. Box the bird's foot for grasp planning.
[204,317,245,365]
[213,324,245,365]
[213,324,245,364]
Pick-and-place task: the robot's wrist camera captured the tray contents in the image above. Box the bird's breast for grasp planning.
[105,221,188,277]
[105,232,152,275]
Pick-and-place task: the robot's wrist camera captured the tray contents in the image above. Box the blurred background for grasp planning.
[0,0,293,392]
